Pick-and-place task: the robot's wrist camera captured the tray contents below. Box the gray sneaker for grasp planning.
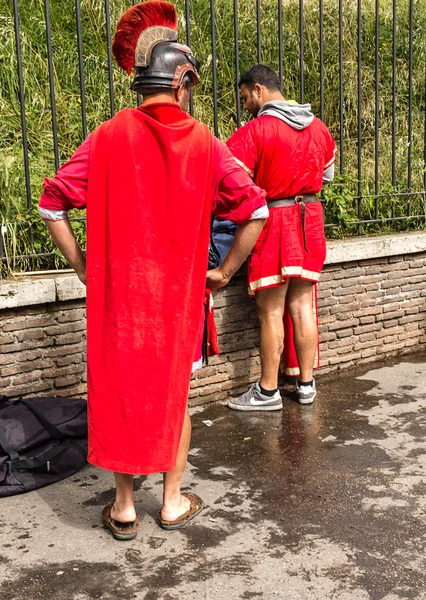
[296,378,317,405]
[228,382,283,411]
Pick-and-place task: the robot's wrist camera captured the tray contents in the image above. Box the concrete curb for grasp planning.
[55,275,86,302]
[0,279,56,309]
[1,232,426,308]
[0,274,85,310]
[326,231,426,265]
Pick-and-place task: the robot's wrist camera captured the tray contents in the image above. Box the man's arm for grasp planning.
[206,218,265,291]
[38,135,91,285]
[44,219,86,285]
[323,127,337,184]
[207,137,267,291]
[322,162,335,184]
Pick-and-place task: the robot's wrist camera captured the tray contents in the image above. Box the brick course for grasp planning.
[0,251,425,403]
[317,254,426,373]
[0,302,86,399]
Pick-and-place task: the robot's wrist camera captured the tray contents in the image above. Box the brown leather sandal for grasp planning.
[159,493,205,530]
[102,503,140,541]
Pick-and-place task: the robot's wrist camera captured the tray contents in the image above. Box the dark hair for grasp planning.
[238,64,280,92]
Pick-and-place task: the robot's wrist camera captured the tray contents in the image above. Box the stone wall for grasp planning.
[0,302,86,398]
[318,254,426,373]
[1,233,425,404]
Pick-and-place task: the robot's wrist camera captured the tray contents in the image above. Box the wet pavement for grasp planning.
[1,353,426,599]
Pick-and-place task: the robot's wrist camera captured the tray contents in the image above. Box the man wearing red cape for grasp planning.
[38,1,267,540]
[226,65,336,411]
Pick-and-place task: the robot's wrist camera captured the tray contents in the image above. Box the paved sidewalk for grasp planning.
[1,353,426,600]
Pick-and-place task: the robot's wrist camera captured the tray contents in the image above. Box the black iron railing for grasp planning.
[2,0,426,271]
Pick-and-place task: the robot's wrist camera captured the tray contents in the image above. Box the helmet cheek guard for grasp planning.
[171,62,200,88]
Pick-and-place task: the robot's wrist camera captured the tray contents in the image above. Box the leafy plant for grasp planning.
[1,0,426,275]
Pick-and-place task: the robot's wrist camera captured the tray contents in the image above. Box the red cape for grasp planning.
[85,103,213,474]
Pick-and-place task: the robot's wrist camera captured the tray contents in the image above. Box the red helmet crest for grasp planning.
[112,1,178,74]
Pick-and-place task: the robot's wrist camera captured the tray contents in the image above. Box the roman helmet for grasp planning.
[112,1,200,95]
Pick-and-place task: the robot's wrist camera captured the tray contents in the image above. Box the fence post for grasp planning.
[75,0,87,139]
[233,0,241,128]
[278,0,283,93]
[210,0,218,136]
[44,0,60,171]
[12,0,32,216]
[357,0,362,234]
[104,0,115,119]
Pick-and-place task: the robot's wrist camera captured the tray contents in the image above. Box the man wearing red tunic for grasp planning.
[38,1,267,540]
[226,65,336,411]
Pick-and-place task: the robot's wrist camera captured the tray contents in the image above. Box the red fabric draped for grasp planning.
[85,103,213,474]
[204,289,219,356]
[281,284,320,376]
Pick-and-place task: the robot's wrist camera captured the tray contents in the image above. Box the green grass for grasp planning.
[1,0,426,273]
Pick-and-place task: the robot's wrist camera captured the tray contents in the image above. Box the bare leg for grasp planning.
[111,473,137,522]
[256,283,289,390]
[286,278,317,382]
[111,408,192,524]
[160,408,192,521]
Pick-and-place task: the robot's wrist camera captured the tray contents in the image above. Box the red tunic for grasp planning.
[39,103,266,474]
[227,114,336,294]
[227,111,336,377]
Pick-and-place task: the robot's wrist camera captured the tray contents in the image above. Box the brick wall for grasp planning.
[190,270,261,405]
[1,250,425,404]
[317,253,426,374]
[0,303,86,398]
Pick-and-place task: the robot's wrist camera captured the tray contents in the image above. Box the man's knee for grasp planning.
[290,304,314,326]
[256,288,286,320]
[258,306,284,328]
[287,281,314,319]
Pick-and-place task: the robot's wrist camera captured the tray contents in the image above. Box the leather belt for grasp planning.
[267,194,319,253]
[267,194,318,208]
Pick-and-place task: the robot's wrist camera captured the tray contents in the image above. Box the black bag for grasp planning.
[0,395,88,497]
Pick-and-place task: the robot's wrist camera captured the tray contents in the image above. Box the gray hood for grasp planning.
[258,100,314,130]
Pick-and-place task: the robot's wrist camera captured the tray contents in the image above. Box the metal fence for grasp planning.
[3,0,426,270]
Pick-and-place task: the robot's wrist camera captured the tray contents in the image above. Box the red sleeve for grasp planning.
[38,134,92,211]
[324,126,337,169]
[226,122,258,178]
[212,137,267,225]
